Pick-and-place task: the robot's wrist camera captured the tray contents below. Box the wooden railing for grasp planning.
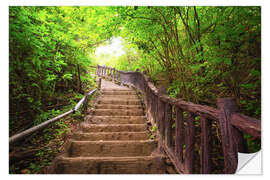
[9,89,98,145]
[96,65,261,174]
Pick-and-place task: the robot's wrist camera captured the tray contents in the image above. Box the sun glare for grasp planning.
[95,37,125,57]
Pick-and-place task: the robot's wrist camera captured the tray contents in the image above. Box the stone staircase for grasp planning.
[49,80,170,174]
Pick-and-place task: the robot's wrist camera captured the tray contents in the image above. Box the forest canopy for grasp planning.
[9,6,261,174]
[9,6,260,134]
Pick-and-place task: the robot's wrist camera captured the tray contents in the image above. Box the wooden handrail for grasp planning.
[97,65,261,137]
[96,65,261,174]
[9,88,97,145]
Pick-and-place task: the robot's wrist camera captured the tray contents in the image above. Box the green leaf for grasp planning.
[240,100,247,104]
[190,64,201,71]
[250,69,260,77]
[240,83,255,89]
[62,73,73,80]
[27,97,34,103]
[217,83,223,87]
[224,58,232,65]
[151,125,157,132]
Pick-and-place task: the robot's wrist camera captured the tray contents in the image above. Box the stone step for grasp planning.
[72,131,150,141]
[52,156,166,174]
[102,89,134,92]
[48,80,172,174]
[69,140,157,157]
[95,104,142,110]
[91,109,144,116]
[84,116,146,124]
[101,95,138,99]
[102,91,136,95]
[81,124,147,132]
[98,99,141,105]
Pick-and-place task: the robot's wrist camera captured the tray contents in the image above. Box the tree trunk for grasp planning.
[77,64,82,93]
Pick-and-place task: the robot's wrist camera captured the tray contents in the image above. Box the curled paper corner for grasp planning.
[236,150,262,174]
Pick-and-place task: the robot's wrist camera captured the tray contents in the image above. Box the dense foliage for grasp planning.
[115,6,261,119]
[9,6,260,173]
[9,6,119,134]
[9,6,120,173]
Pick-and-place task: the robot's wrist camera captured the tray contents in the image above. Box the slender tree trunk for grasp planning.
[77,64,82,93]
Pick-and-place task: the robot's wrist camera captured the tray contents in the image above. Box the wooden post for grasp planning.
[233,127,248,153]
[153,94,158,123]
[113,68,115,82]
[217,98,239,174]
[147,87,152,123]
[101,66,103,76]
[150,92,154,117]
[104,65,107,77]
[175,107,184,163]
[200,116,211,174]
[155,95,160,131]
[119,71,123,86]
[98,78,102,90]
[117,70,119,81]
[110,67,112,77]
[153,94,157,120]
[155,93,160,132]
[185,112,195,173]
[96,65,99,76]
[158,100,166,141]
[165,103,173,148]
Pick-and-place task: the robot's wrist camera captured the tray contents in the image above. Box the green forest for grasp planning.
[9,6,260,173]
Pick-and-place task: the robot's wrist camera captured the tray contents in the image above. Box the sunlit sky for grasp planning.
[95,37,125,57]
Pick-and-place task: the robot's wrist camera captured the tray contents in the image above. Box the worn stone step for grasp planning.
[84,116,146,124]
[102,89,134,92]
[98,99,141,105]
[48,79,172,174]
[95,104,142,110]
[101,95,138,99]
[69,140,157,157]
[81,124,147,132]
[102,91,136,95]
[72,131,150,141]
[91,109,144,116]
[52,156,166,174]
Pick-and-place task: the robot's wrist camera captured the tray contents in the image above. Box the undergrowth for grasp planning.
[9,84,98,174]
